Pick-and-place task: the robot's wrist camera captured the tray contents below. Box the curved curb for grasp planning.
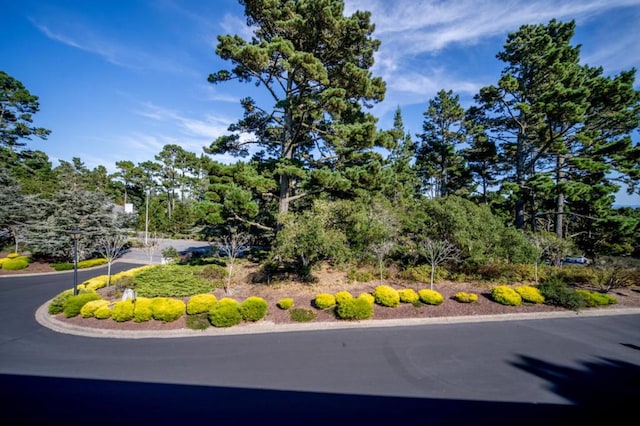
[35,301,640,340]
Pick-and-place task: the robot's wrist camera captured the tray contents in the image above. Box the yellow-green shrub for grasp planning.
[94,305,112,319]
[314,293,336,309]
[515,285,545,304]
[49,289,74,314]
[398,288,419,304]
[78,258,108,269]
[373,285,400,307]
[150,297,185,322]
[277,298,294,310]
[217,297,239,308]
[418,289,444,305]
[2,256,30,270]
[400,265,448,283]
[239,296,268,321]
[81,300,111,318]
[133,297,153,322]
[453,292,478,303]
[7,252,19,259]
[347,269,375,282]
[576,290,617,307]
[335,290,354,305]
[336,296,374,320]
[209,304,242,327]
[187,293,218,314]
[63,292,102,318]
[491,286,522,306]
[111,300,135,322]
[78,275,109,291]
[358,293,375,305]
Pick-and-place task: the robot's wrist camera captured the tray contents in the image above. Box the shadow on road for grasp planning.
[0,372,626,424]
[511,352,640,410]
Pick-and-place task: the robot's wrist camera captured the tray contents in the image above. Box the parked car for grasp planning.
[561,255,590,266]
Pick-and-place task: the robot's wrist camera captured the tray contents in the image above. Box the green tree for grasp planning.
[207,0,385,222]
[0,71,50,152]
[416,89,471,198]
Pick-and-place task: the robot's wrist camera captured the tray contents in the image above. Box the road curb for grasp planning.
[35,301,640,340]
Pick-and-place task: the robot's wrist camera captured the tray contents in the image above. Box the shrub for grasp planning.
[490,286,522,306]
[594,266,638,292]
[7,252,19,259]
[2,256,30,270]
[78,275,109,291]
[133,297,153,322]
[538,278,584,311]
[111,300,135,322]
[515,285,545,304]
[290,308,316,322]
[94,305,112,319]
[63,292,102,318]
[398,288,419,304]
[51,262,74,271]
[358,293,375,305]
[347,269,374,282]
[314,293,336,309]
[217,297,240,307]
[209,304,243,327]
[335,290,354,305]
[418,289,444,305]
[240,296,268,322]
[49,290,73,314]
[550,266,597,286]
[186,313,210,330]
[576,290,617,307]
[78,258,108,269]
[196,264,227,281]
[277,298,294,310]
[400,264,448,283]
[336,297,374,320]
[453,292,478,303]
[373,285,400,307]
[81,300,110,318]
[133,264,218,297]
[187,294,218,315]
[150,297,185,322]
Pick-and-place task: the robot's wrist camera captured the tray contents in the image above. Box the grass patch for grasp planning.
[185,313,211,330]
[290,308,316,322]
[133,264,220,297]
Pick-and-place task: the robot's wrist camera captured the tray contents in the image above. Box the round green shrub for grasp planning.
[576,290,617,307]
[336,297,374,320]
[277,298,294,310]
[49,290,73,314]
[150,297,185,322]
[63,292,102,318]
[187,293,218,315]
[335,290,354,305]
[398,288,419,304]
[418,289,444,305]
[94,305,112,319]
[240,296,268,321]
[515,285,545,304]
[490,286,522,306]
[539,278,584,311]
[358,293,375,305]
[290,308,316,322]
[133,297,153,322]
[217,297,240,307]
[6,252,19,259]
[373,285,400,307]
[209,304,243,327]
[2,256,30,270]
[453,292,478,303]
[111,300,135,322]
[81,300,110,318]
[314,293,336,309]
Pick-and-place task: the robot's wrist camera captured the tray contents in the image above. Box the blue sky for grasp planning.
[2,0,639,206]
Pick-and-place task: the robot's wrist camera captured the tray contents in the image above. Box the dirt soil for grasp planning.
[38,262,640,332]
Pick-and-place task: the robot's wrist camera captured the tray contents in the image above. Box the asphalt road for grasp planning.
[1,264,639,424]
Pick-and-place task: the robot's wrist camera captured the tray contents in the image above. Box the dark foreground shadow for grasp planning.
[0,373,625,425]
[511,353,640,412]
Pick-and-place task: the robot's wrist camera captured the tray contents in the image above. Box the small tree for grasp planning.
[370,240,394,283]
[420,239,460,290]
[143,234,159,264]
[218,230,250,294]
[96,234,128,287]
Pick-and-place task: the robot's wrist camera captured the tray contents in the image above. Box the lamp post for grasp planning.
[69,229,82,295]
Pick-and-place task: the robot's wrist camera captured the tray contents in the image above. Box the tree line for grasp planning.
[1,1,639,276]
